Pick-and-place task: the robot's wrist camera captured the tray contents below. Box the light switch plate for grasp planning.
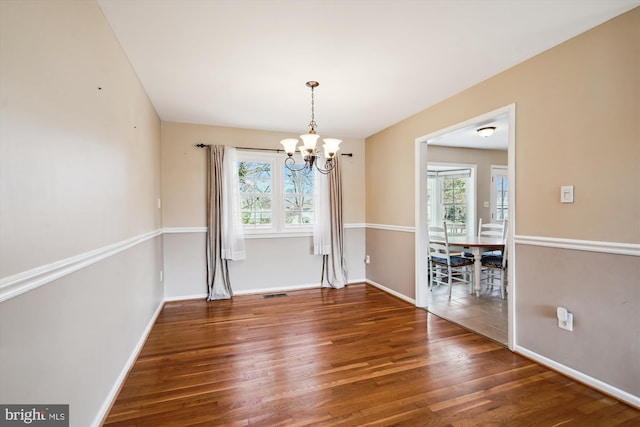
[561,185,574,203]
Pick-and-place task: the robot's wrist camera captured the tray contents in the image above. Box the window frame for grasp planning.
[490,165,508,222]
[427,162,477,236]
[237,150,315,238]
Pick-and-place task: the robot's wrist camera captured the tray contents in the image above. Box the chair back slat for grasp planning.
[478,218,507,239]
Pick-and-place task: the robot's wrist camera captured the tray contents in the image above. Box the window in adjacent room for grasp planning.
[427,164,476,236]
[490,165,508,222]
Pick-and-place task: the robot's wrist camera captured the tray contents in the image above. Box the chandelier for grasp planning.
[280,81,341,174]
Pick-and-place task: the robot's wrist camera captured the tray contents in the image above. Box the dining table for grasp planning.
[430,235,505,297]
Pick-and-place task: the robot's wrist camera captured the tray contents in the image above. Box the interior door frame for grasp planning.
[414,103,516,350]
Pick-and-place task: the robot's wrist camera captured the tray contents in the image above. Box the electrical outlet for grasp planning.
[365,255,371,264]
[557,306,573,331]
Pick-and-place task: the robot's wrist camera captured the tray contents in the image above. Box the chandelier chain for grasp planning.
[309,85,316,132]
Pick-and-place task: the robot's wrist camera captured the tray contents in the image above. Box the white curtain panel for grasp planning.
[313,171,331,255]
[221,146,246,260]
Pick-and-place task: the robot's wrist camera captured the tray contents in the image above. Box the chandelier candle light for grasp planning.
[281,81,341,174]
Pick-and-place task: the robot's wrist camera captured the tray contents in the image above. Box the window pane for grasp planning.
[240,195,272,225]
[283,165,314,227]
[441,176,467,230]
[239,160,273,227]
[239,161,271,192]
[284,196,313,224]
[494,176,508,221]
[284,168,313,194]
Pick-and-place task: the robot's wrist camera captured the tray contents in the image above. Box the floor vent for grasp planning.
[263,293,288,299]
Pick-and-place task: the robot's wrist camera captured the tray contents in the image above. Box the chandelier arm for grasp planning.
[314,158,335,174]
[284,156,307,172]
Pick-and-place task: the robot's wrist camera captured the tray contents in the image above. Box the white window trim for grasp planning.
[237,150,314,238]
[490,165,508,222]
[427,162,477,236]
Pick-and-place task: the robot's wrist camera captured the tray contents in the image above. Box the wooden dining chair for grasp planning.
[477,218,507,257]
[428,222,475,299]
[478,218,506,239]
[481,226,508,299]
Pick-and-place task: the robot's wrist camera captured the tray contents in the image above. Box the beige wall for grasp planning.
[0,1,163,426]
[368,8,639,242]
[161,122,367,297]
[365,8,639,401]
[161,122,365,226]
[0,2,162,277]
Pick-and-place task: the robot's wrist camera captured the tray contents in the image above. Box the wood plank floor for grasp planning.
[103,284,639,426]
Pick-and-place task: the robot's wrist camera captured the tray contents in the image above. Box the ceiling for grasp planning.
[429,113,509,151]
[97,0,639,142]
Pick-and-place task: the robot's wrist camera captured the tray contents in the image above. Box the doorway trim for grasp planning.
[414,103,516,350]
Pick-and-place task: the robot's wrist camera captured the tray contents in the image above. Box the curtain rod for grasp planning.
[195,143,353,157]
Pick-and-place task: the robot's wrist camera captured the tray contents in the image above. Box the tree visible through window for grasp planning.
[427,166,474,236]
[239,161,272,226]
[284,168,314,225]
[441,176,467,225]
[237,151,315,233]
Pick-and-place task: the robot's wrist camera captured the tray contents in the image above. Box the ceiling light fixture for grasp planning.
[281,81,341,174]
[477,126,496,137]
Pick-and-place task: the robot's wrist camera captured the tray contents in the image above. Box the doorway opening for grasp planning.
[414,104,516,349]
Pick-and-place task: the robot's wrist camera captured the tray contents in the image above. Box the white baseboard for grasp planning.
[92,300,165,427]
[164,293,208,302]
[164,280,368,302]
[365,279,416,305]
[234,283,320,295]
[514,345,640,409]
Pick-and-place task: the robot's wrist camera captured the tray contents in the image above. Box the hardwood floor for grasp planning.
[103,284,639,426]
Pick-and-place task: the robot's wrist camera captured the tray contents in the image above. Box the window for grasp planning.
[441,175,467,225]
[239,160,273,226]
[284,167,314,225]
[490,165,508,221]
[427,165,476,236]
[237,151,314,236]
